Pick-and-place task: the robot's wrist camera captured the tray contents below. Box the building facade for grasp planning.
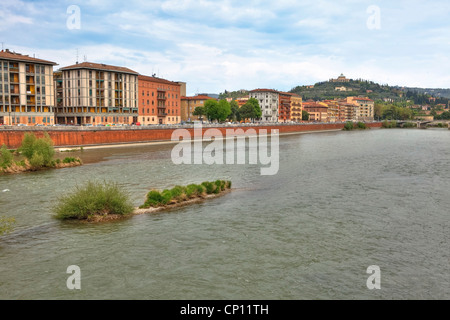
[249,89,279,122]
[0,49,56,126]
[181,95,216,122]
[56,62,138,125]
[138,75,181,125]
[290,94,303,122]
[303,101,328,122]
[279,92,292,122]
[347,96,375,121]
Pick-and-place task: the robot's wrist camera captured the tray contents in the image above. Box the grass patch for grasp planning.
[54,181,134,220]
[141,180,231,208]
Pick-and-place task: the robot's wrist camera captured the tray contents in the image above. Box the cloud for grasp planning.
[1,0,450,93]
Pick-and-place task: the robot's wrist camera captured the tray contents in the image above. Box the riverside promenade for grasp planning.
[0,122,382,149]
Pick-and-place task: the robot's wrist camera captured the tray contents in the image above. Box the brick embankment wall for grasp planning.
[0,122,382,149]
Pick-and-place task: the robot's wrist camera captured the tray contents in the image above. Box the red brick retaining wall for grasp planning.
[0,122,382,149]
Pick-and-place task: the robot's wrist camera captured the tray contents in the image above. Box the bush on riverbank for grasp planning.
[0,145,14,169]
[140,180,232,209]
[382,120,398,128]
[54,181,135,220]
[343,121,369,131]
[1,133,82,174]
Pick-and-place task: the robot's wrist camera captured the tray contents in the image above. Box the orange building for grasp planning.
[303,101,328,122]
[279,92,292,122]
[138,75,181,125]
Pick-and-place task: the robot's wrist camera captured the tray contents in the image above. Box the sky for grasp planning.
[1,0,450,95]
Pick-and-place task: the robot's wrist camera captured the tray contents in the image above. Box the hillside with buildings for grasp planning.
[290,74,404,101]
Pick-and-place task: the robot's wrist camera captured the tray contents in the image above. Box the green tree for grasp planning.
[239,103,255,122]
[217,99,232,122]
[193,106,205,121]
[229,100,239,122]
[302,110,310,121]
[204,99,219,122]
[246,98,262,120]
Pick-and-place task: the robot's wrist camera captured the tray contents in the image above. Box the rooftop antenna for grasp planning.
[76,48,79,64]
[83,55,87,62]
[1,42,3,51]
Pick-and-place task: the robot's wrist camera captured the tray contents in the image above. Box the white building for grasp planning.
[249,89,279,122]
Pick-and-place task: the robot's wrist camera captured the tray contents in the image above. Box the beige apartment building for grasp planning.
[0,49,57,126]
[290,93,303,122]
[347,97,375,121]
[56,62,139,125]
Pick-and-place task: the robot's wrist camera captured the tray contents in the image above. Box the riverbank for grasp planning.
[0,122,383,149]
[1,158,82,174]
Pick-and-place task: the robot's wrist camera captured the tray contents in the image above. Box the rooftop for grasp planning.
[250,88,279,94]
[138,74,181,86]
[0,49,57,65]
[181,95,216,101]
[60,61,138,75]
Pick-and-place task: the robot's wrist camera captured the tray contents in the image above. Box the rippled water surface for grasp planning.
[0,128,449,299]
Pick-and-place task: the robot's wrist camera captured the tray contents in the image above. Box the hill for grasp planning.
[290,79,404,101]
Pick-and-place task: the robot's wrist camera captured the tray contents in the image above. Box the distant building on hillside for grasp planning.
[330,74,351,83]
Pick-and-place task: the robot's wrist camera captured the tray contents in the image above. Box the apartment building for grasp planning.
[303,101,328,122]
[290,93,303,122]
[181,95,216,122]
[249,89,279,122]
[279,92,292,122]
[56,62,139,125]
[0,49,57,126]
[347,97,375,121]
[138,75,182,125]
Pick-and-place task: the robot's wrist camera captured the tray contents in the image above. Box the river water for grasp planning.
[0,128,449,300]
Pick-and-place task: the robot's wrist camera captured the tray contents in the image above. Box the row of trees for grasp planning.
[193,98,262,123]
[374,102,415,120]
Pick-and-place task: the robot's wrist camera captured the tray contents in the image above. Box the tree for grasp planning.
[302,110,310,121]
[229,100,239,122]
[204,99,231,122]
[246,98,262,120]
[193,106,205,121]
[217,99,232,122]
[204,99,219,122]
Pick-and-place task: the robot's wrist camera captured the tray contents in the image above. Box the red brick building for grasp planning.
[138,75,181,125]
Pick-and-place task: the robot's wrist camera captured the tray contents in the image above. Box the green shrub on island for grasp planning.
[1,133,82,174]
[0,216,15,236]
[140,180,232,208]
[0,145,14,169]
[54,181,135,220]
[19,133,55,167]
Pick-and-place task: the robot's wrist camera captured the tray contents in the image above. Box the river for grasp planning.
[0,128,449,299]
